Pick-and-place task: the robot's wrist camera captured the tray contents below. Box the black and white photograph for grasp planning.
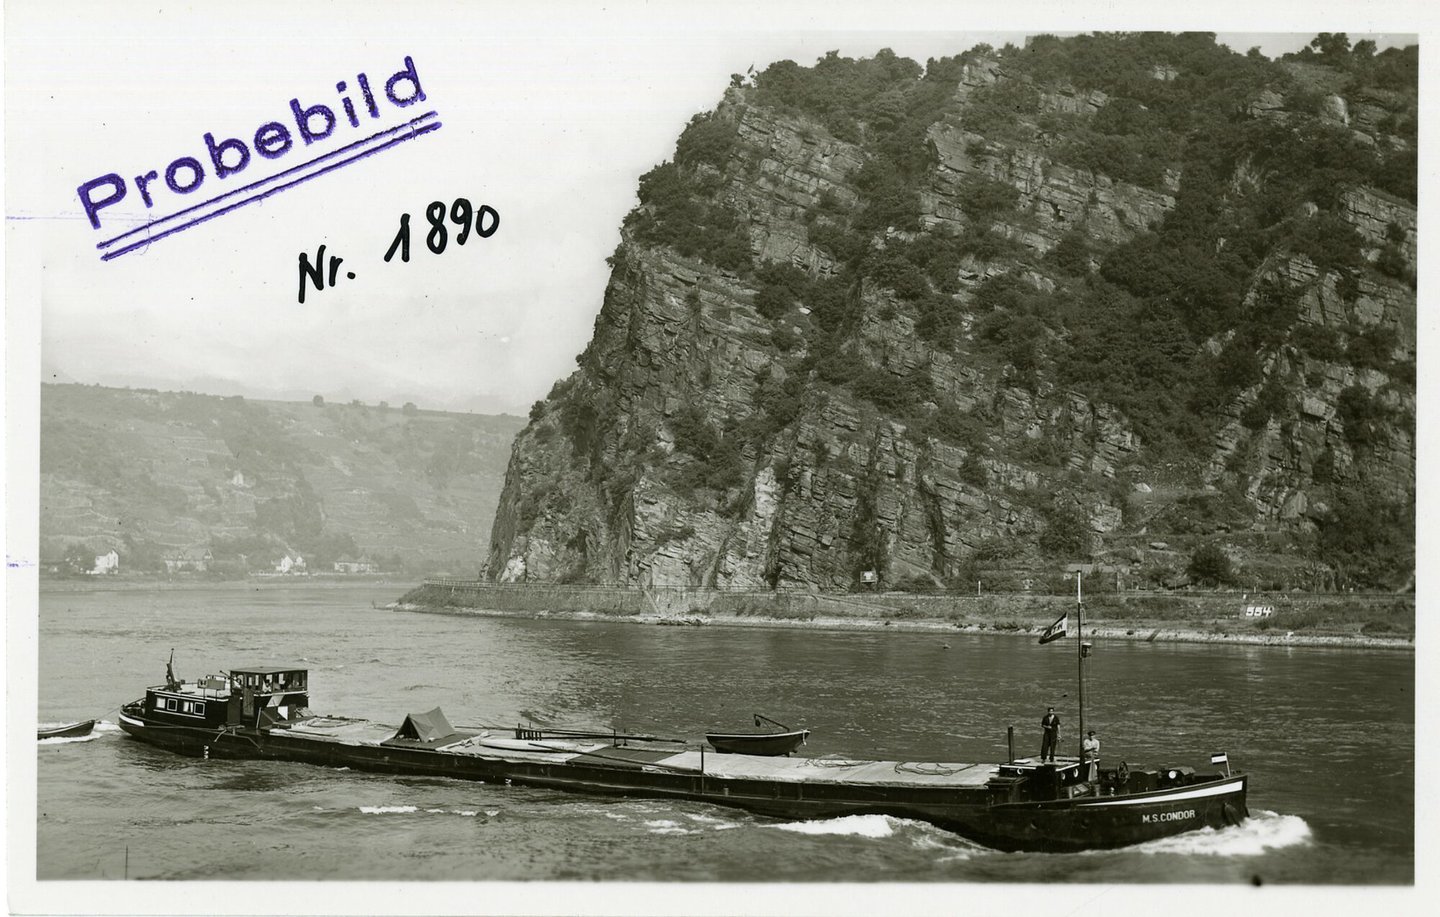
[4,1,1426,914]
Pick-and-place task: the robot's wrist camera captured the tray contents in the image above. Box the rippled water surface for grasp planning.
[36,583,1413,885]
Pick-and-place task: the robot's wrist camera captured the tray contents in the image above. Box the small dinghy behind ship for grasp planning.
[38,720,96,740]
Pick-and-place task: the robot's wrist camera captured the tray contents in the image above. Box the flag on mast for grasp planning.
[1038,612,1068,644]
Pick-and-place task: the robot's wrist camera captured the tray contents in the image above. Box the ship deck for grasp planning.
[279,716,1001,789]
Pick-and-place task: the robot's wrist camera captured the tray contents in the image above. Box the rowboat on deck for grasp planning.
[705,729,809,756]
[707,713,809,756]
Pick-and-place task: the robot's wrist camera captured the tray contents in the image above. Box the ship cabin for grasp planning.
[230,666,310,730]
[142,666,310,731]
[986,758,1092,804]
[984,756,1207,804]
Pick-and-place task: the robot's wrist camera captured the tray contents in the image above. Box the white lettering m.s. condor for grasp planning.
[1075,778,1246,808]
[1142,809,1196,823]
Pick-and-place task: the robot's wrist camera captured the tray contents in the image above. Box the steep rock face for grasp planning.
[926,124,1176,248]
[487,243,1140,590]
[1341,187,1417,263]
[725,98,865,275]
[1207,255,1415,521]
[487,39,1415,592]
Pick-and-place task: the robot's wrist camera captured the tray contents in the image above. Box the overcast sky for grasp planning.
[5,1,1421,416]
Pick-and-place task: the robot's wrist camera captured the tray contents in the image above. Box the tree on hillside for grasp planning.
[1038,503,1088,557]
[402,402,419,416]
[1310,32,1351,58]
[1187,543,1233,586]
[312,394,324,407]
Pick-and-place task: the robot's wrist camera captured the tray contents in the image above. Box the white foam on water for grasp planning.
[684,813,741,830]
[644,818,692,835]
[769,814,897,838]
[354,805,485,817]
[908,826,987,861]
[1127,810,1312,857]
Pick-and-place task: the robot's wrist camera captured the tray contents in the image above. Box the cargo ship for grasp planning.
[116,583,1248,852]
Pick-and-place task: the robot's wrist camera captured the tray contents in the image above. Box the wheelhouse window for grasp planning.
[231,669,308,694]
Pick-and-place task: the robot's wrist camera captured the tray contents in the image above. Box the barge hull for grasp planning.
[117,711,1246,852]
[953,778,1249,852]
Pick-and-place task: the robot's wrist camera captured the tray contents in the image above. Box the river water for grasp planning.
[32,582,1413,897]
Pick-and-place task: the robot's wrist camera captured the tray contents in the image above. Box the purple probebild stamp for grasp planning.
[77,55,440,260]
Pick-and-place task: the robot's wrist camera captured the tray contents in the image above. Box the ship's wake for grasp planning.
[352,805,500,817]
[767,814,988,859]
[763,809,1309,859]
[769,813,900,838]
[1123,810,1311,856]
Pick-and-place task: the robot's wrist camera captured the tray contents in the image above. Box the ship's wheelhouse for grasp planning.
[229,666,310,729]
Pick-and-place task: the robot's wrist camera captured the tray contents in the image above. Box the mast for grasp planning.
[1075,571,1085,763]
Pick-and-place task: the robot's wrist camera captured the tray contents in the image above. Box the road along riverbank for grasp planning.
[395,581,1413,651]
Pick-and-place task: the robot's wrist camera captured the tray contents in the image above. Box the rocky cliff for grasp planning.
[487,35,1415,592]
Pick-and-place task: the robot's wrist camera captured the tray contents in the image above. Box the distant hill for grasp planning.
[40,384,525,576]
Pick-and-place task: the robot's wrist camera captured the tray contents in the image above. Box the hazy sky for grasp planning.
[5,2,1421,416]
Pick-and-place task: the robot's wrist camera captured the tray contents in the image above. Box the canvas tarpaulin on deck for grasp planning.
[392,707,458,743]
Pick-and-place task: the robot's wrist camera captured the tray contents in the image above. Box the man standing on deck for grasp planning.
[1040,707,1060,762]
[1082,730,1100,781]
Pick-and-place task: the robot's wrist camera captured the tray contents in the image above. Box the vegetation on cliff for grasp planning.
[489,32,1415,593]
